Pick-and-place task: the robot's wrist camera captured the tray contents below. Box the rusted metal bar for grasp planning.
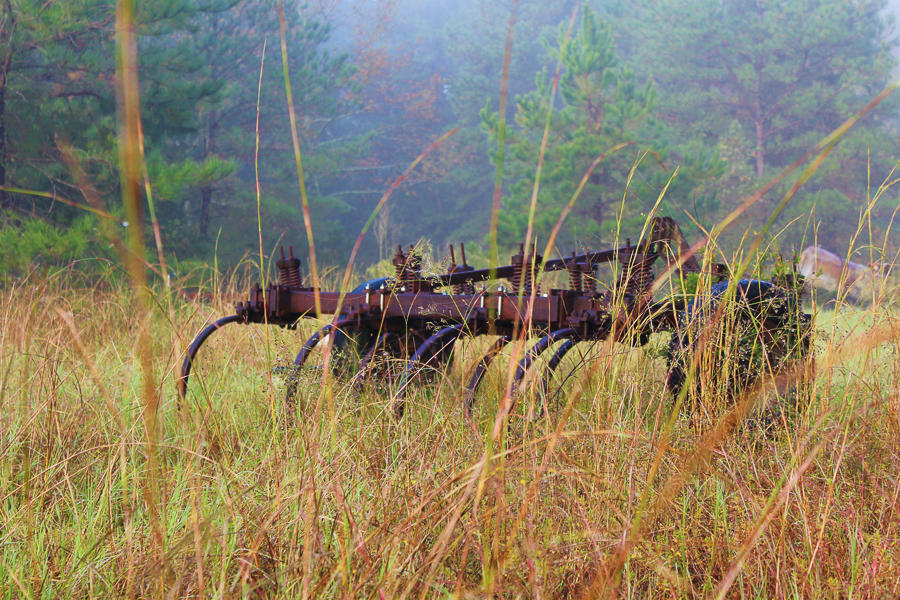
[178,217,807,418]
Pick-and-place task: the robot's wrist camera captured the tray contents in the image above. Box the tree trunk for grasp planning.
[752,6,765,178]
[199,109,217,237]
[752,63,765,177]
[0,2,11,209]
[754,116,765,177]
[198,14,220,238]
[199,185,211,236]
[0,82,6,208]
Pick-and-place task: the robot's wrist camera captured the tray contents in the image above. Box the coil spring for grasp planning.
[583,262,597,292]
[391,245,408,289]
[569,271,583,291]
[405,252,422,292]
[453,278,476,295]
[567,254,583,291]
[511,249,524,294]
[449,244,475,295]
[524,262,539,295]
[621,256,655,297]
[522,262,532,295]
[277,247,302,288]
[280,263,301,288]
[510,244,542,296]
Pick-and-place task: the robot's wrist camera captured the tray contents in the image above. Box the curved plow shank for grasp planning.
[505,328,577,418]
[285,317,357,405]
[393,324,465,418]
[178,315,243,401]
[463,335,511,417]
[513,328,578,386]
[350,331,394,391]
[537,338,577,402]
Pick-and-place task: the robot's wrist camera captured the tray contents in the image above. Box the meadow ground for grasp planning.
[0,271,897,598]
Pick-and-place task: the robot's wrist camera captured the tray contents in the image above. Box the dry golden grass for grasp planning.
[0,264,897,598]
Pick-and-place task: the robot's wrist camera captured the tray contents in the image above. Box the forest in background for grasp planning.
[1,0,898,279]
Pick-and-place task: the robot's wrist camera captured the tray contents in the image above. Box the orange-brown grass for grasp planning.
[0,258,897,598]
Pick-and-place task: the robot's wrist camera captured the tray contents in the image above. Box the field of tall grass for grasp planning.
[1,3,897,597]
[0,255,897,598]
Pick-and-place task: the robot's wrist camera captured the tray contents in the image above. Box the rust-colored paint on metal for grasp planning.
[178,217,809,416]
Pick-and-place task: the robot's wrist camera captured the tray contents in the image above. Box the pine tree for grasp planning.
[633,0,898,248]
[1,0,236,219]
[147,0,359,261]
[0,0,360,265]
[482,8,698,249]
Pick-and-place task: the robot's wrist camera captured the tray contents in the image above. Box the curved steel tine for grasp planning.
[506,328,577,419]
[536,338,577,413]
[285,317,357,406]
[351,331,393,391]
[178,314,243,401]
[394,323,464,418]
[513,328,578,384]
[463,335,511,417]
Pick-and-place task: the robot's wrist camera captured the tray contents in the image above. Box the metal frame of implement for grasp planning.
[177,217,804,417]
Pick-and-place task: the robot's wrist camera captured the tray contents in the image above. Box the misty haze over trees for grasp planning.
[0,0,898,277]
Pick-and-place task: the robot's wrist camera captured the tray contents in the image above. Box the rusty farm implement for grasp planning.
[178,217,813,417]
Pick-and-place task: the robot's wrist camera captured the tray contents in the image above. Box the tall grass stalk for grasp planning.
[487,0,519,275]
[253,38,279,422]
[136,120,169,296]
[468,1,518,592]
[277,0,321,318]
[0,185,121,222]
[275,4,325,598]
[114,0,163,593]
[479,6,579,592]
[324,127,459,425]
